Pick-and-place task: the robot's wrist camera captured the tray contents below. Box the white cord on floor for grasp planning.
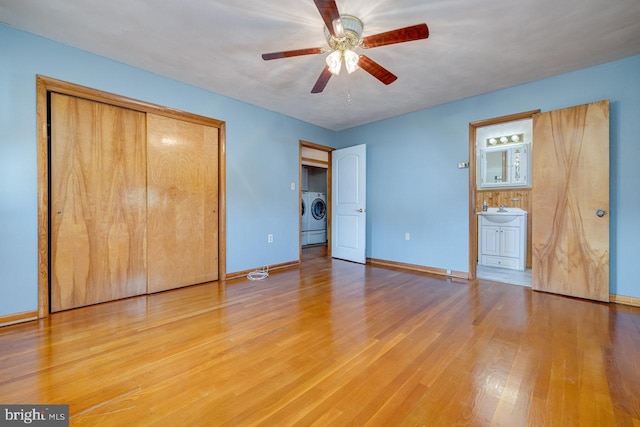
[247,265,269,281]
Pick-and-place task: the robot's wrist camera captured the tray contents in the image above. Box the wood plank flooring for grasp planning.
[1,247,639,425]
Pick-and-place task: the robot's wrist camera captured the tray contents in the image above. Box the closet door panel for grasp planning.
[147,114,219,292]
[50,93,147,312]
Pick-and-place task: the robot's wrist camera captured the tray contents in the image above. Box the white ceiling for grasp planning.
[2,0,640,130]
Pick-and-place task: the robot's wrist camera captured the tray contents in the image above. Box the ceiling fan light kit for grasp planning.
[262,0,429,93]
[343,49,359,74]
[324,15,362,75]
[325,50,342,75]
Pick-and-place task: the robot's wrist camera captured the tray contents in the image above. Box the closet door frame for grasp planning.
[36,75,227,318]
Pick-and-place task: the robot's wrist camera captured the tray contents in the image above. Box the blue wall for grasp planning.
[337,55,640,298]
[2,23,639,318]
[0,25,336,316]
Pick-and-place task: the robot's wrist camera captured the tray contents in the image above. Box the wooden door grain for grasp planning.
[50,93,147,312]
[146,114,219,292]
[532,100,609,302]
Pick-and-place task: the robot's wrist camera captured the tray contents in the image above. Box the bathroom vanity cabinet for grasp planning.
[478,208,527,271]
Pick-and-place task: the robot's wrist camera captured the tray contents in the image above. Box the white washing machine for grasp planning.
[307,229,326,245]
[308,192,327,230]
[307,192,327,245]
[301,191,310,245]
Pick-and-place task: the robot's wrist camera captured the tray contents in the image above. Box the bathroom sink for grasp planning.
[477,207,527,223]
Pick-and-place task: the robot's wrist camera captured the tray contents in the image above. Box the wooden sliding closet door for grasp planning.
[146,114,219,293]
[532,100,609,302]
[50,93,147,312]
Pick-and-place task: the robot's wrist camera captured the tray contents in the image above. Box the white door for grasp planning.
[332,144,366,263]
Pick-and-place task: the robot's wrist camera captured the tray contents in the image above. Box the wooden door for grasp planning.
[50,93,147,312]
[332,144,366,264]
[146,114,219,292]
[532,100,609,302]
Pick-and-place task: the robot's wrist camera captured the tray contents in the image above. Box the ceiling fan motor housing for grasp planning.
[324,15,363,51]
[261,0,429,93]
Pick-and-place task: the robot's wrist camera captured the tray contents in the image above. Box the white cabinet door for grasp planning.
[481,225,500,256]
[500,226,520,258]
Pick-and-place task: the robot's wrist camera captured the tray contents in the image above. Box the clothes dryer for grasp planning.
[301,191,310,232]
[308,192,327,231]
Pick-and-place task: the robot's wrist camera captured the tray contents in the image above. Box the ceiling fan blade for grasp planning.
[361,23,429,48]
[313,0,345,38]
[262,47,324,60]
[358,56,398,85]
[311,66,333,93]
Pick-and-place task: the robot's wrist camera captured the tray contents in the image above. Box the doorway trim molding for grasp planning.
[468,109,540,280]
[299,140,333,260]
[36,75,227,318]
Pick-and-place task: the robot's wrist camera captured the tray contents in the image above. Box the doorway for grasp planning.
[468,110,539,285]
[303,166,328,246]
[468,101,609,303]
[299,141,333,260]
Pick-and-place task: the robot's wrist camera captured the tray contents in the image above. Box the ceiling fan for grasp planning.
[262,0,429,93]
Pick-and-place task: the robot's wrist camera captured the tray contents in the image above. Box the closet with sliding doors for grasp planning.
[39,76,225,313]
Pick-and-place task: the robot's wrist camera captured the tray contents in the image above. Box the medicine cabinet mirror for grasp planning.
[476,118,532,189]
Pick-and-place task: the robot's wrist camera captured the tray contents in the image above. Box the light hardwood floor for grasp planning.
[1,247,639,425]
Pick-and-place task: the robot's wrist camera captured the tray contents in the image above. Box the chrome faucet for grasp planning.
[498,205,507,212]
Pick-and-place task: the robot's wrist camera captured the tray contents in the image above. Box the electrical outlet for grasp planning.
[268,234,273,243]
[405,233,410,241]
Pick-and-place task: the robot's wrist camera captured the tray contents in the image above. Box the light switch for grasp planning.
[291,182,295,190]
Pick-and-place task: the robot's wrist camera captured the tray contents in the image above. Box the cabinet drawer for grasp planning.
[481,255,520,270]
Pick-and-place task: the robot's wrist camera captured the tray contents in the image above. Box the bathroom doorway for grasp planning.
[468,110,539,286]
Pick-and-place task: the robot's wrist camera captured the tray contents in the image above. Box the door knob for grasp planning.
[357,208,364,213]
[596,209,606,217]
